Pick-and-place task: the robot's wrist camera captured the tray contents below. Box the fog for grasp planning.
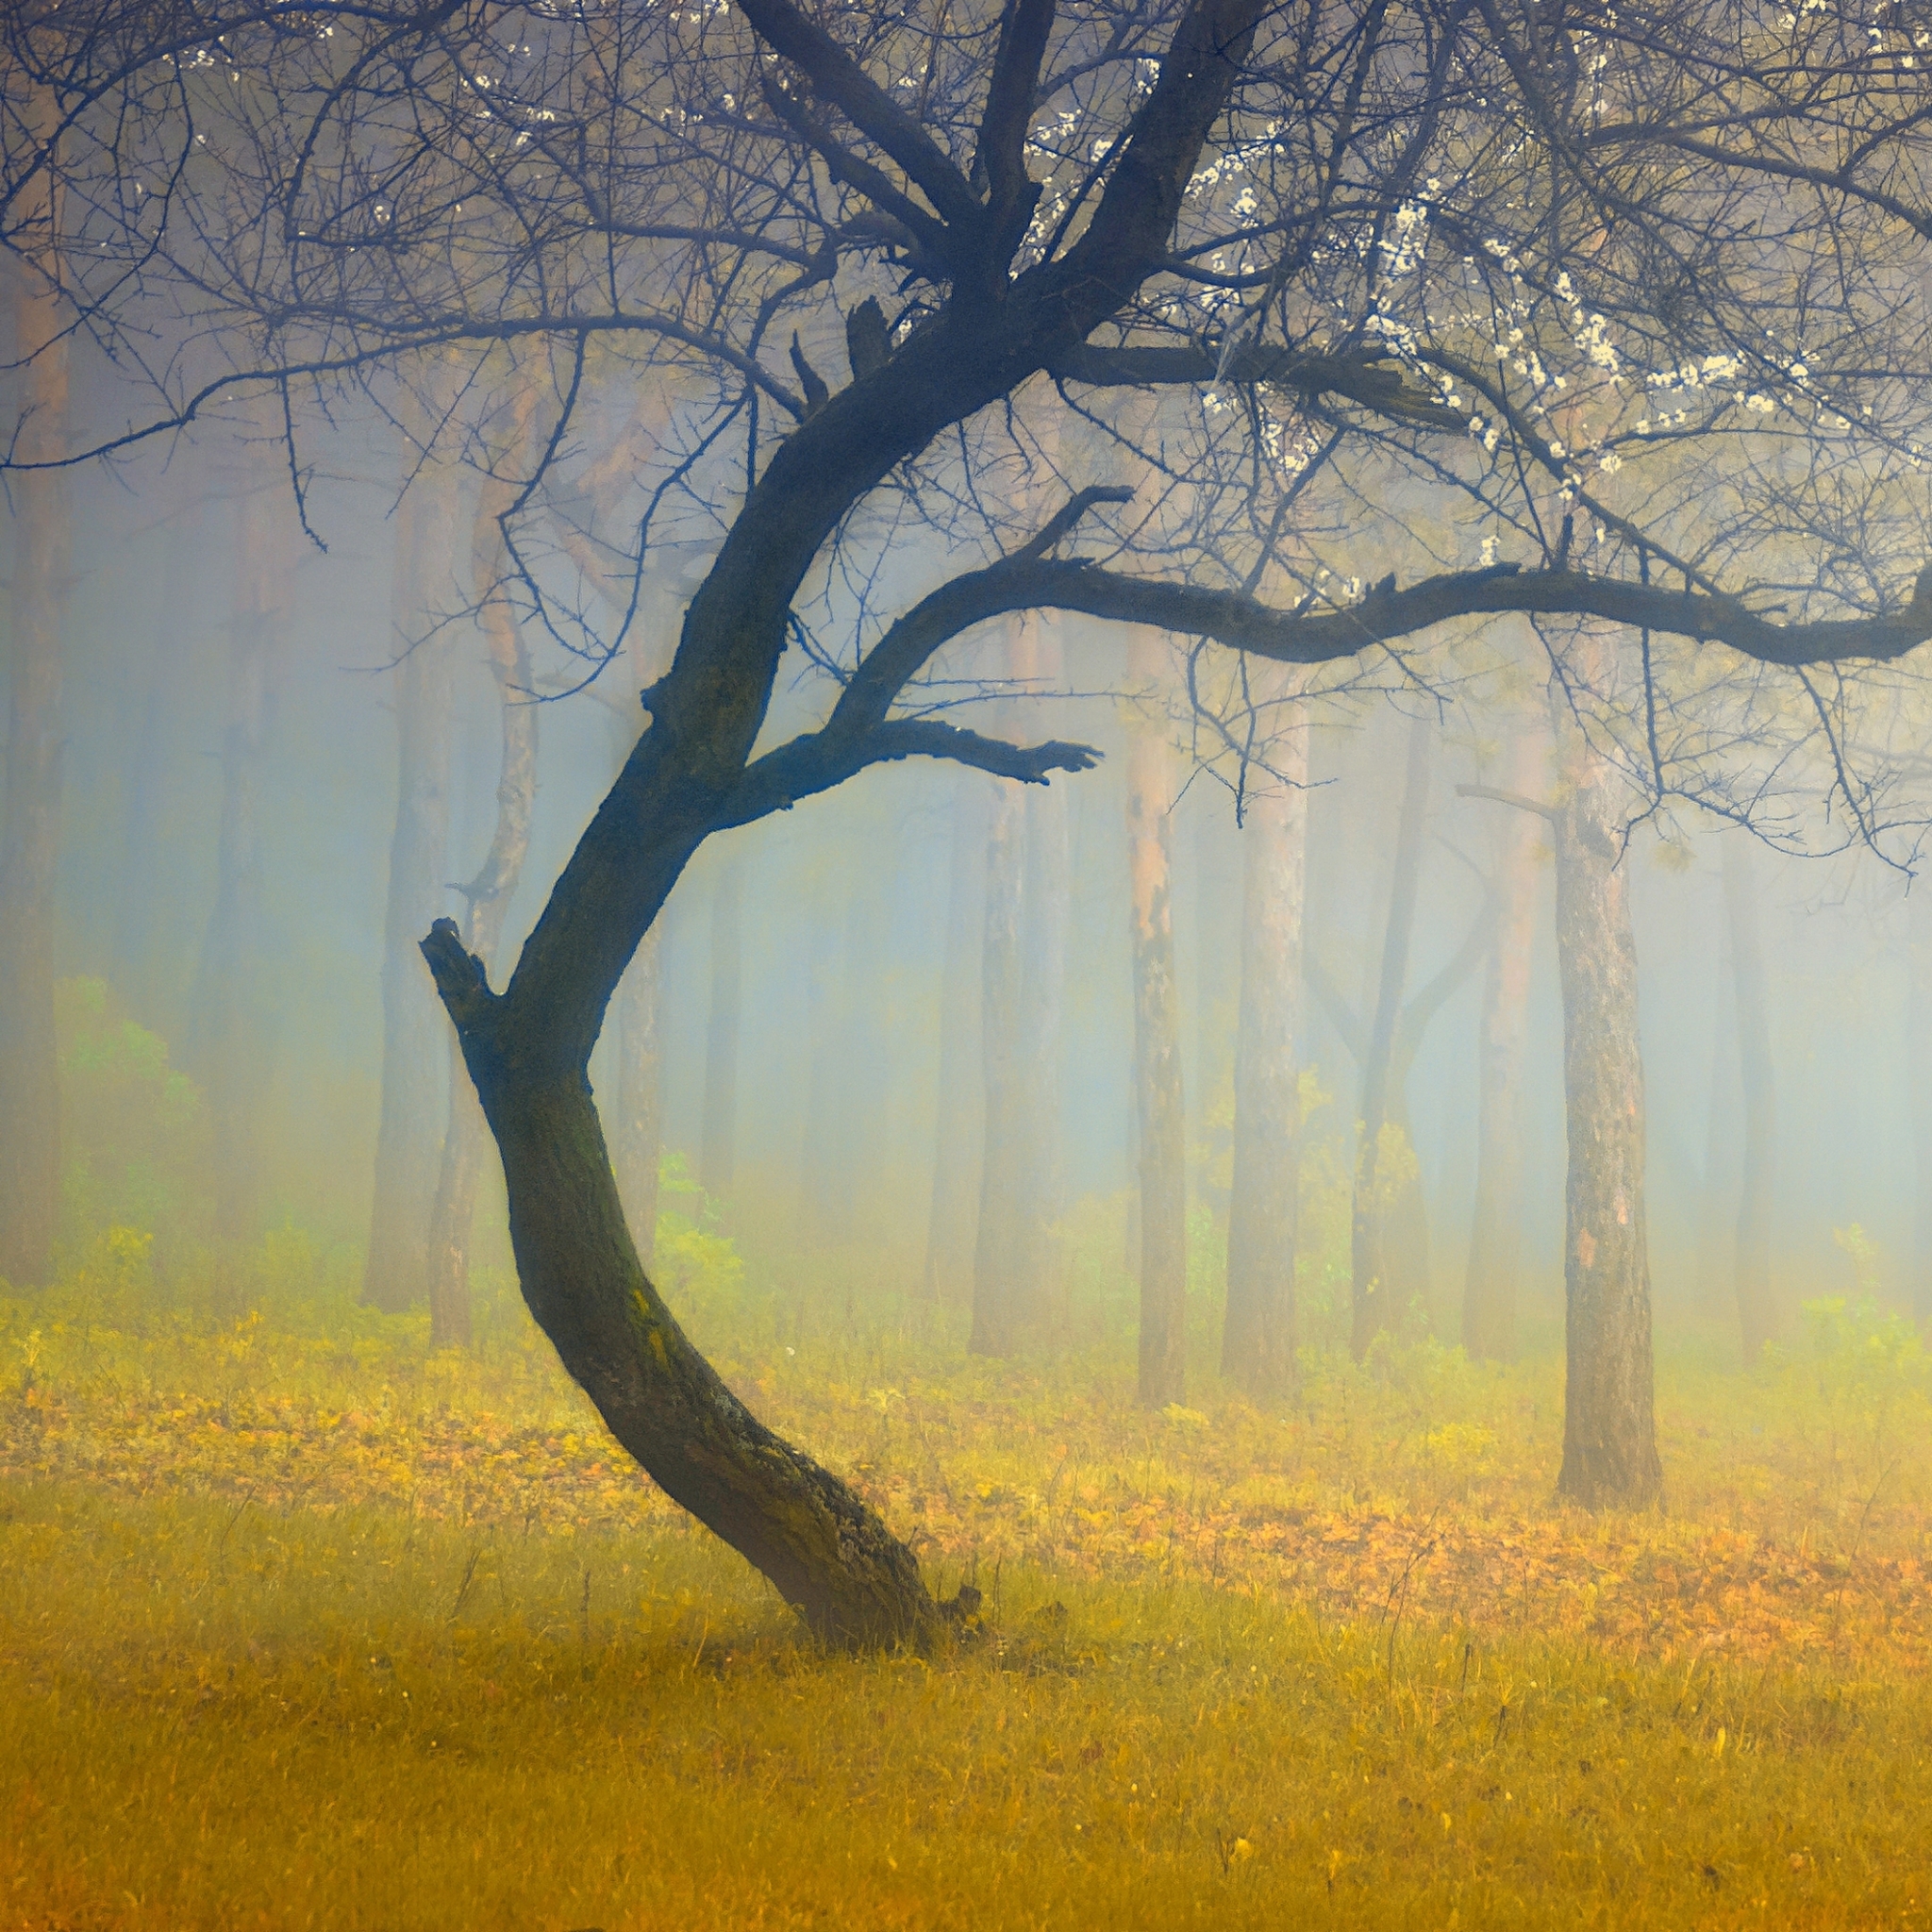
[23,396,1928,1354]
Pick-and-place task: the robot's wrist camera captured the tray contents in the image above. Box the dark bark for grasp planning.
[1127,629,1188,1406]
[0,231,68,1287]
[1351,716,1432,1357]
[923,779,985,1305]
[1462,730,1542,1361]
[699,857,743,1204]
[426,420,539,1350]
[1549,708,1662,1510]
[362,434,460,1312]
[1723,834,1776,1360]
[184,454,292,1248]
[1223,716,1307,1398]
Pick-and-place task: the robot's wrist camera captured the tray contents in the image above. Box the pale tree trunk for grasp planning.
[1910,887,1932,1330]
[184,445,296,1248]
[924,778,985,1303]
[971,610,1069,1351]
[1549,692,1661,1509]
[362,420,460,1312]
[0,118,69,1287]
[1351,713,1431,1357]
[699,856,743,1203]
[1722,833,1776,1359]
[1222,712,1307,1398]
[1462,727,1543,1360]
[1126,629,1187,1405]
[1694,907,1740,1306]
[425,388,539,1348]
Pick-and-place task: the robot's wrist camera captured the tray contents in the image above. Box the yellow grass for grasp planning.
[5,1274,1932,1928]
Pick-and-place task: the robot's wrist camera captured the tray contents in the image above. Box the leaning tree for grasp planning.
[8,0,1932,1641]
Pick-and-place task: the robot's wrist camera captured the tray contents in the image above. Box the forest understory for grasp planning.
[3,1251,1929,1931]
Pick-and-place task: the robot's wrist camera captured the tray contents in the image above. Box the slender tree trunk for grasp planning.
[699,856,743,1203]
[1723,834,1776,1360]
[1223,716,1307,1398]
[1695,906,1740,1307]
[0,149,70,1287]
[1550,696,1662,1509]
[362,440,460,1312]
[1462,729,1542,1360]
[1352,714,1431,1357]
[970,610,1068,1349]
[971,765,1028,1352]
[924,779,985,1303]
[1127,630,1187,1405]
[425,391,539,1348]
[1910,887,1932,1330]
[184,456,293,1248]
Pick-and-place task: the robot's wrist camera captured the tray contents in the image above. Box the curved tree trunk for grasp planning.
[363,434,460,1312]
[1462,728,1542,1361]
[1722,833,1776,1361]
[612,926,664,1271]
[0,187,69,1287]
[1223,714,1307,1398]
[1550,701,1662,1510]
[1127,629,1188,1406]
[1351,713,1431,1357]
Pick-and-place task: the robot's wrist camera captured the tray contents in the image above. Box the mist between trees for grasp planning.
[9,0,1932,1643]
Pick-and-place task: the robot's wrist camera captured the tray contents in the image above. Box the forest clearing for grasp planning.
[6,1241,1932,1929]
[14,2,1932,1926]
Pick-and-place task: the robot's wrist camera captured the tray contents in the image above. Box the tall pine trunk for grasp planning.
[0,126,69,1287]
[425,391,539,1348]
[362,427,459,1311]
[184,451,293,1248]
[1126,629,1187,1405]
[1911,887,1932,1330]
[1723,834,1776,1359]
[1351,714,1431,1357]
[699,857,743,1203]
[1222,716,1307,1397]
[1462,728,1541,1360]
[970,611,1068,1353]
[1550,698,1662,1509]
[924,779,985,1303]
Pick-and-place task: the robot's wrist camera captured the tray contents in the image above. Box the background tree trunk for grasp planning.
[0,135,70,1287]
[425,395,538,1349]
[1723,833,1777,1360]
[184,451,294,1250]
[1550,693,1662,1510]
[699,857,743,1205]
[1694,903,1740,1309]
[970,611,1068,1351]
[1126,629,1187,1406]
[1223,714,1307,1398]
[1462,728,1542,1360]
[1351,714,1431,1357]
[362,430,459,1312]
[924,779,985,1304]
[1910,887,1932,1330]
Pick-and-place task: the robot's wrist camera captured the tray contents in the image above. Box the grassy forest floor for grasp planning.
[4,1242,1932,1929]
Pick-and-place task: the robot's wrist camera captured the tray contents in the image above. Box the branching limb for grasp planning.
[719,718,1099,828]
[1457,782,1557,823]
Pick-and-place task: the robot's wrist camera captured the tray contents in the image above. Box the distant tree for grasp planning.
[13,0,1932,1636]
